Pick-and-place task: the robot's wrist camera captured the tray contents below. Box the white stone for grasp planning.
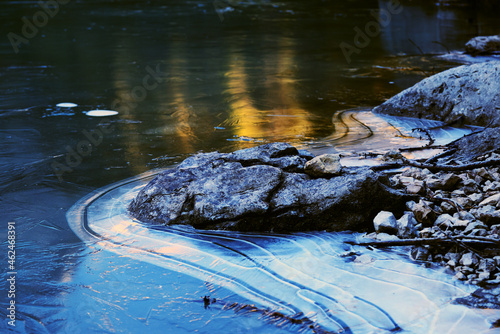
[304,154,342,177]
[373,211,398,234]
[479,193,500,207]
[468,193,484,203]
[434,214,455,229]
[460,252,479,267]
[477,271,491,281]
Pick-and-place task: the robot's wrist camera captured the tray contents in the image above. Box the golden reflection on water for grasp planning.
[110,39,202,172]
[221,40,315,148]
[108,32,441,166]
[111,34,324,163]
[110,42,150,175]
[162,39,203,153]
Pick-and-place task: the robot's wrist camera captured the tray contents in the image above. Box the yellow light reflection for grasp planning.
[222,38,314,147]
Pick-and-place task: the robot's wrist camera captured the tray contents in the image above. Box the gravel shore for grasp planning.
[366,153,500,307]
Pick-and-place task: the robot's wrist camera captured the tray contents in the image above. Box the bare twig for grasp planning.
[370,158,500,172]
[432,40,451,54]
[399,144,446,153]
[408,38,424,56]
[453,234,500,244]
[401,157,500,172]
[370,163,403,171]
[424,149,457,164]
[347,237,499,248]
[412,127,435,147]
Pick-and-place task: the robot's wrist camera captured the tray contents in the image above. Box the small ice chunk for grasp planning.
[86,110,119,117]
[56,102,78,108]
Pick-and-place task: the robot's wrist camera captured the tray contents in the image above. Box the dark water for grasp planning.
[1,0,500,333]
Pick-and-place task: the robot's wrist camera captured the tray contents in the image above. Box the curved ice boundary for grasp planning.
[67,170,500,333]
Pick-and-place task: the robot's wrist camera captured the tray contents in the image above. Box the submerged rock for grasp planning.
[372,61,500,127]
[455,286,500,309]
[129,143,412,232]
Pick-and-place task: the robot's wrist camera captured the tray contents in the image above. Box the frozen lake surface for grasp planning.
[65,170,500,333]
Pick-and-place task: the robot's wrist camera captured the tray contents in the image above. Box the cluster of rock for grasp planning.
[369,163,500,285]
[128,142,413,232]
[369,55,500,307]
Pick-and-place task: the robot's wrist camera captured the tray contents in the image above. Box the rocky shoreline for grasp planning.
[366,59,500,304]
[356,128,500,309]
[129,59,500,308]
[367,164,500,285]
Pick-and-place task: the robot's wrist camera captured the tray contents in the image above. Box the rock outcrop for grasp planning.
[129,143,412,232]
[373,61,500,127]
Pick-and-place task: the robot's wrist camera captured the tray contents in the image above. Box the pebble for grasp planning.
[468,193,484,203]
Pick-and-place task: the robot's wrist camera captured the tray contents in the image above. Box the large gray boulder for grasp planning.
[129,143,412,232]
[373,61,500,127]
[465,35,500,55]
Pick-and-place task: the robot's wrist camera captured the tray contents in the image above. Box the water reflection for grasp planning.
[2,1,499,186]
[221,40,316,146]
[379,0,499,56]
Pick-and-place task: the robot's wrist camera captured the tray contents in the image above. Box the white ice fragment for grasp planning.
[56,102,78,108]
[86,110,119,117]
